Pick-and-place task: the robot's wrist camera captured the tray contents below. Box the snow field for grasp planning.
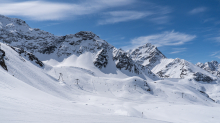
[1,42,220,123]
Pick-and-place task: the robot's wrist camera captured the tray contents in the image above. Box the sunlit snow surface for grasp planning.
[1,43,220,123]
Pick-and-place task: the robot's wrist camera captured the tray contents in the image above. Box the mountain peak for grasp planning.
[143,43,155,48]
[210,60,218,65]
[131,43,156,51]
[196,60,220,77]
[0,15,30,29]
[128,43,166,70]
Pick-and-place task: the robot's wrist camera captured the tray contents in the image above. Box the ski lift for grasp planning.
[76,79,80,85]
[58,73,64,82]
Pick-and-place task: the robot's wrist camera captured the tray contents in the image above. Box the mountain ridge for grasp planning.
[196,61,220,78]
[1,15,220,82]
[0,15,158,81]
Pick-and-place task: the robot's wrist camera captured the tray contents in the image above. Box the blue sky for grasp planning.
[0,0,220,64]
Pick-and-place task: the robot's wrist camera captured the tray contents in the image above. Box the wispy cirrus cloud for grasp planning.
[203,18,215,23]
[0,0,173,25]
[214,36,220,42]
[207,36,220,42]
[0,0,135,21]
[170,48,187,54]
[98,11,152,25]
[189,7,207,14]
[98,4,172,25]
[215,21,220,25]
[149,6,171,24]
[211,51,220,59]
[150,16,169,24]
[122,30,196,50]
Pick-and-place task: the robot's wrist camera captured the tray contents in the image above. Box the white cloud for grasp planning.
[170,48,187,54]
[150,16,169,24]
[209,36,220,42]
[98,11,152,25]
[98,4,172,25]
[122,30,196,50]
[215,21,220,25]
[189,7,207,14]
[215,37,220,42]
[203,18,215,23]
[211,51,220,59]
[0,1,73,20]
[148,6,171,24]
[0,0,173,25]
[0,0,135,21]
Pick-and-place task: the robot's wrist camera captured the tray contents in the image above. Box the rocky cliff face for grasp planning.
[9,46,44,68]
[0,47,7,71]
[193,72,214,82]
[94,49,109,69]
[128,43,166,70]
[0,42,44,71]
[196,61,220,78]
[113,48,156,78]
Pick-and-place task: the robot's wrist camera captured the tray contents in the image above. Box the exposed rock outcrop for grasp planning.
[10,46,44,67]
[0,48,7,71]
[94,49,108,69]
[193,72,215,82]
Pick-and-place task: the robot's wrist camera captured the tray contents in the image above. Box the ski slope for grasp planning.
[1,66,220,123]
[1,42,220,123]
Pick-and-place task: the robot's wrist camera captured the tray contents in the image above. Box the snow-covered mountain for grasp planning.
[152,58,217,82]
[1,15,220,123]
[128,43,166,70]
[0,43,77,98]
[0,15,158,81]
[1,14,219,83]
[196,61,220,78]
[127,43,217,82]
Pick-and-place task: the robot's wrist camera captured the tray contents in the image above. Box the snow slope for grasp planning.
[2,60,220,123]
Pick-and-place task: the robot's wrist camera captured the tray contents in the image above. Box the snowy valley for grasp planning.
[1,15,220,123]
